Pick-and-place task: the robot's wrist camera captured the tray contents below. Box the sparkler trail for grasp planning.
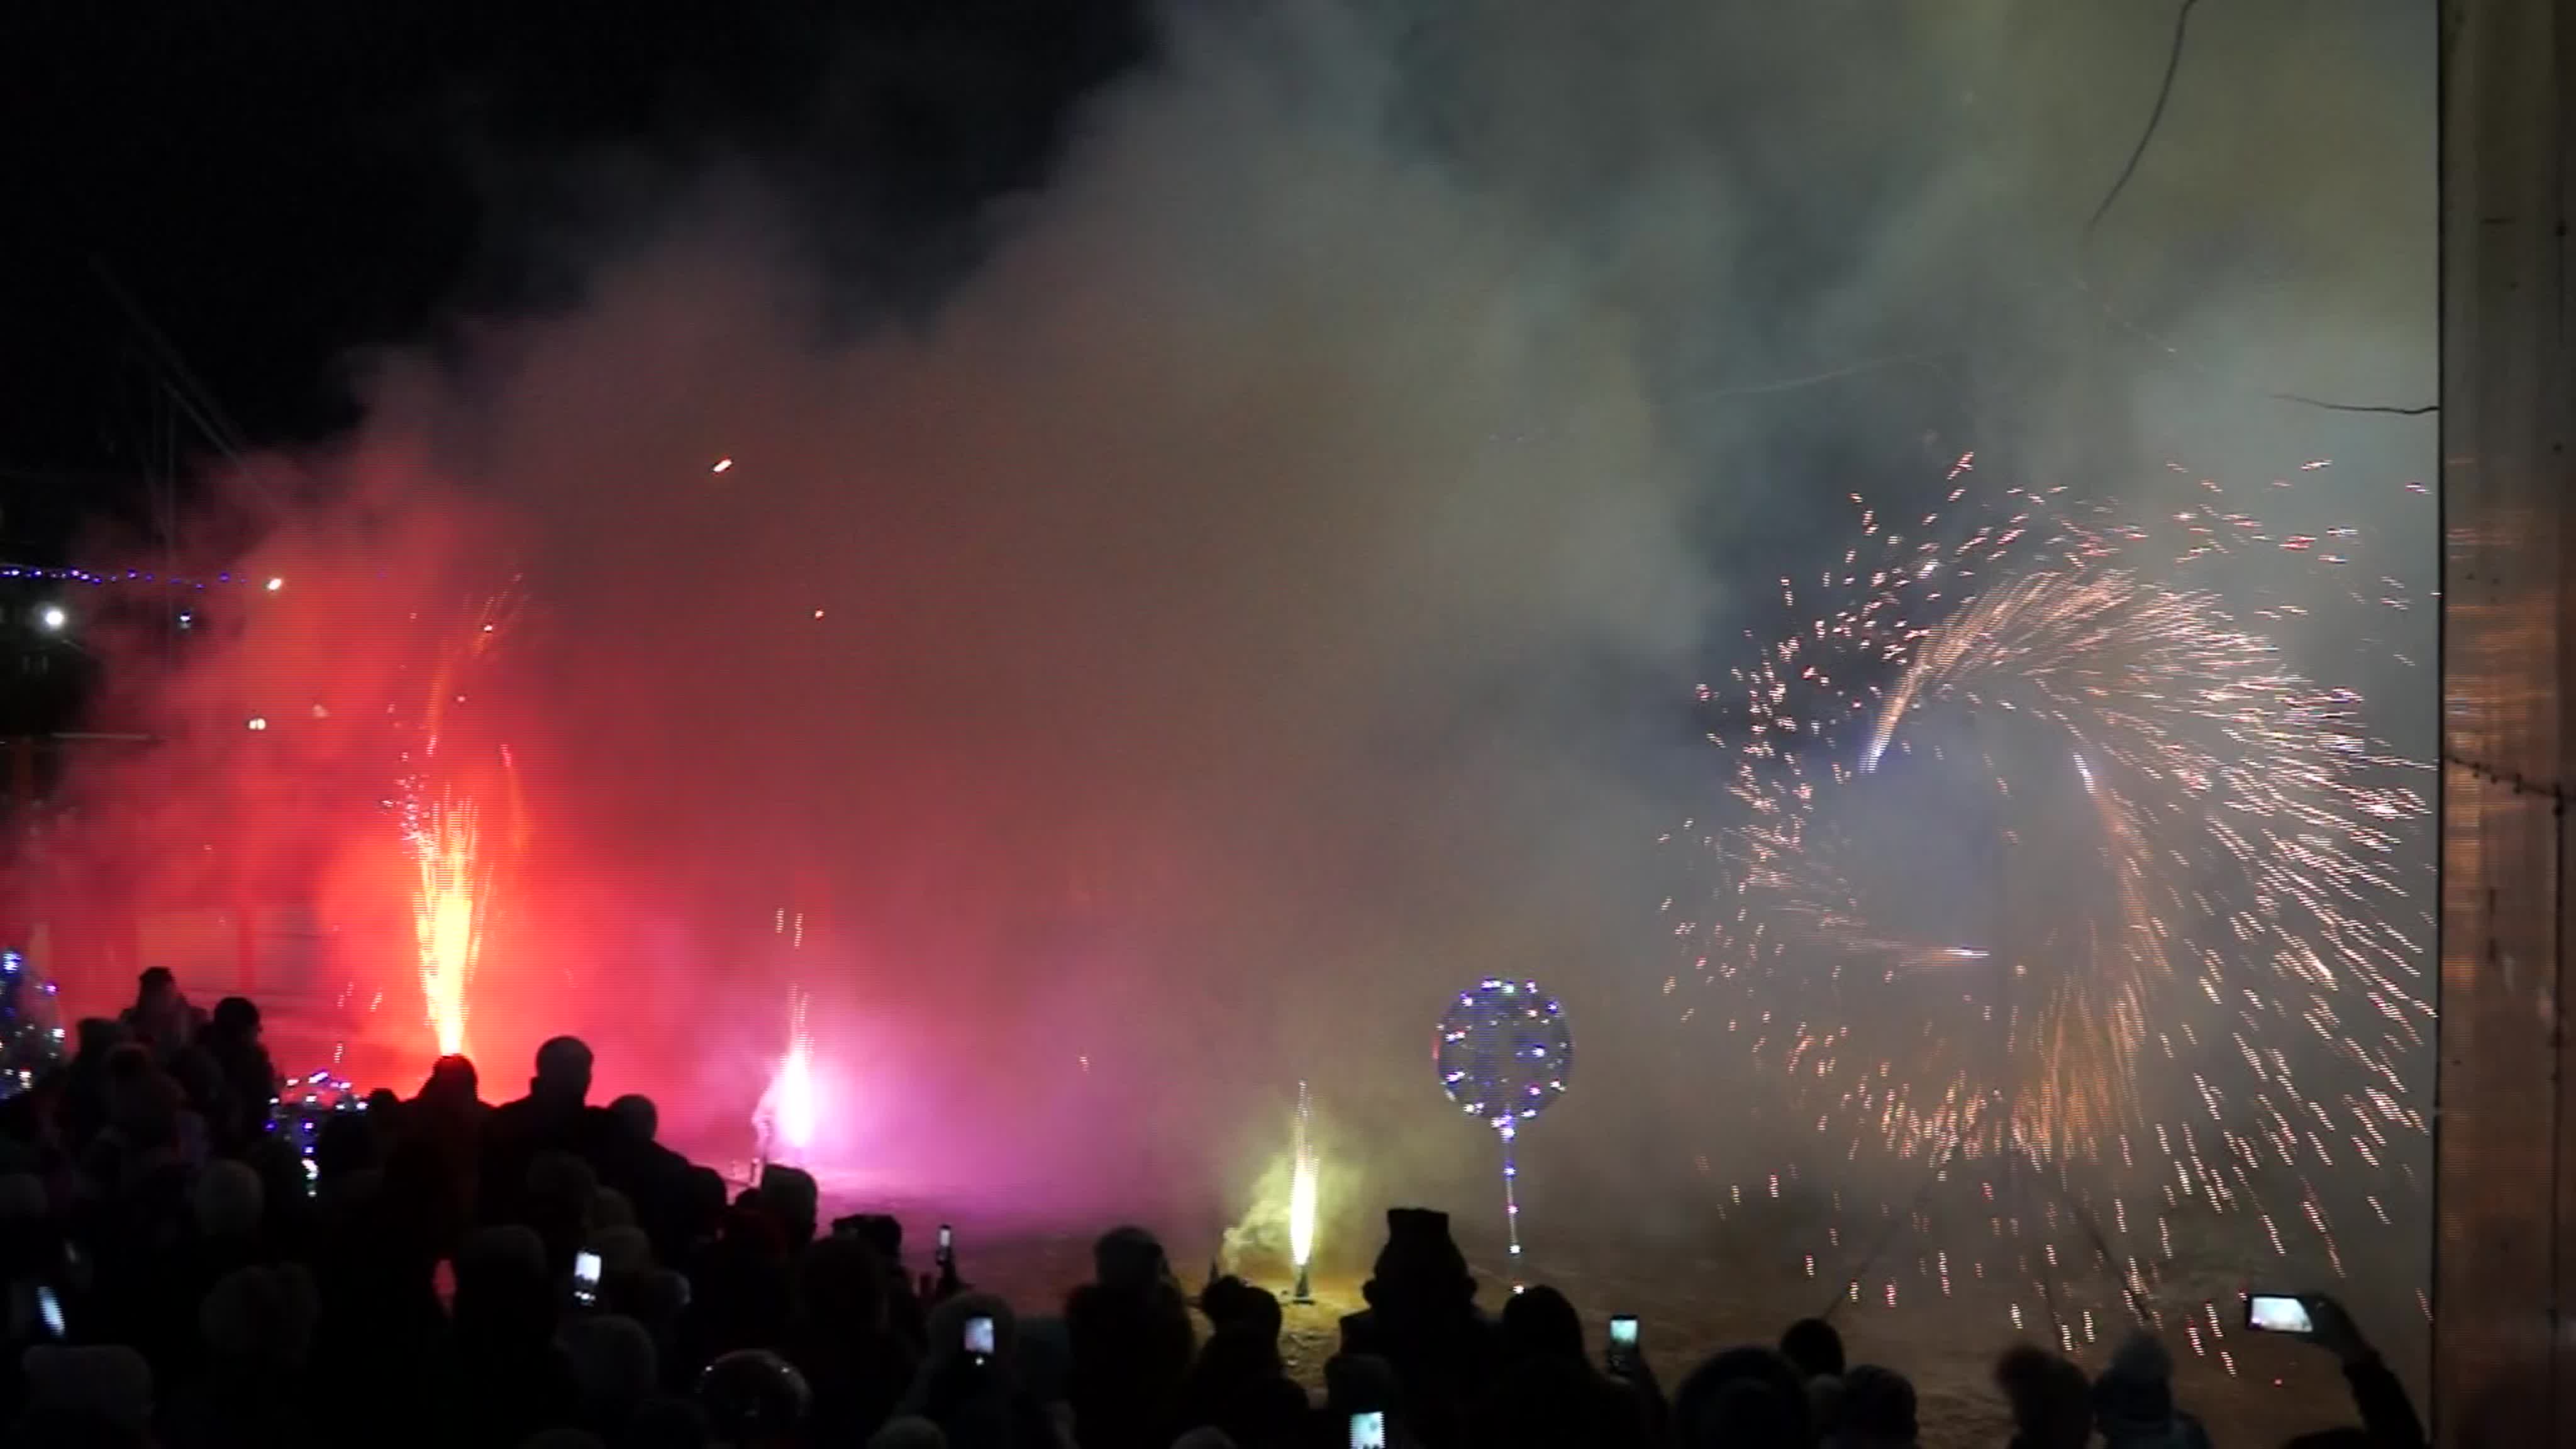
[1675,458,2431,1357]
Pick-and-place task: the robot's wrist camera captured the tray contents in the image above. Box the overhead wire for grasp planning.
[2076,0,2435,419]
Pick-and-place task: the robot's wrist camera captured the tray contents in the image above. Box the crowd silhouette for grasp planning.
[0,972,2429,1448]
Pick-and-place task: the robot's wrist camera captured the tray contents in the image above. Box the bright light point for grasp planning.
[711,457,734,474]
[762,989,819,1164]
[1289,1150,1319,1270]
[812,609,825,619]
[35,604,65,632]
[246,716,269,731]
[774,1041,816,1160]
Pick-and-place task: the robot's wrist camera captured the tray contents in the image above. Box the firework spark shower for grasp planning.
[1680,472,2431,1360]
[19,3,2431,1386]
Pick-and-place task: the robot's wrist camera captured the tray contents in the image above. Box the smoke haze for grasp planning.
[30,0,2430,1258]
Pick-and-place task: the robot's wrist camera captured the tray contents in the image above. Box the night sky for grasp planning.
[0,3,1148,544]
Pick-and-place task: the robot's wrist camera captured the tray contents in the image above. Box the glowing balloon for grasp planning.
[1435,979,1573,1291]
[1435,979,1573,1127]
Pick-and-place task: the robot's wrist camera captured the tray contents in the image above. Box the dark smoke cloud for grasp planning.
[35,0,2428,1246]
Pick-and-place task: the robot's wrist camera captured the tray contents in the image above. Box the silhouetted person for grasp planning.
[1994,1344,2092,1449]
[1065,1225,1196,1449]
[1466,1284,1648,1449]
[1336,1209,1492,1449]
[599,1092,694,1264]
[900,1293,1058,1449]
[2281,1295,2426,1449]
[58,1017,129,1153]
[1172,1282,1304,1449]
[480,1035,611,1227]
[191,997,274,1153]
[1670,1346,1813,1449]
[783,1233,919,1446]
[1837,1362,1919,1448]
[700,1348,813,1449]
[440,1224,580,1444]
[1777,1316,1845,1380]
[119,968,204,1064]
[2092,1333,2211,1449]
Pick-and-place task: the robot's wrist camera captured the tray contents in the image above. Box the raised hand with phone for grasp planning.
[2245,1292,2427,1448]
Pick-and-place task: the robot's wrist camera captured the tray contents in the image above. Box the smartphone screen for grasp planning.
[2245,1294,2312,1333]
[1348,1410,1387,1449]
[1608,1314,1640,1349]
[938,1223,955,1254]
[36,1287,62,1338]
[964,1314,996,1357]
[572,1251,602,1306]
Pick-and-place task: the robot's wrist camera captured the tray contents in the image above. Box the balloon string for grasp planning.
[1498,1119,1523,1292]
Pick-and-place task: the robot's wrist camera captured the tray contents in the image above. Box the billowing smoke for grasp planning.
[26,0,2429,1271]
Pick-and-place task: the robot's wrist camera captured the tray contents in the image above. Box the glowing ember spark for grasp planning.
[1288,1080,1319,1272]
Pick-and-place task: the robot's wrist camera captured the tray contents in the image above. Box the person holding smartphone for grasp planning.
[1468,1286,1657,1448]
[2248,1293,2426,1449]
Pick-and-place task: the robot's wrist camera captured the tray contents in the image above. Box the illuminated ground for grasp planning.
[780,1174,2402,1449]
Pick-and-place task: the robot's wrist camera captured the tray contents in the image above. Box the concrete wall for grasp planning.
[2437,0,2576,1441]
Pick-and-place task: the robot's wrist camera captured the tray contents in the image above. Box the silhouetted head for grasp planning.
[1198,1277,1282,1346]
[1322,1353,1399,1416]
[210,996,260,1038]
[199,1263,319,1372]
[1689,1377,1804,1449]
[1779,1316,1845,1378]
[610,1094,658,1143]
[561,1313,659,1430]
[866,1416,947,1449]
[699,1350,811,1447]
[426,1053,480,1101]
[757,1163,818,1246]
[1362,1208,1472,1313]
[135,967,175,1006]
[74,1017,125,1060]
[1674,1346,1813,1449]
[533,1036,594,1104]
[1994,1343,2091,1447]
[455,1224,552,1348]
[1499,1284,1584,1363]
[192,1159,264,1242]
[2092,1333,2175,1433]
[794,1232,889,1334]
[1839,1363,1918,1445]
[1091,1224,1171,1294]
